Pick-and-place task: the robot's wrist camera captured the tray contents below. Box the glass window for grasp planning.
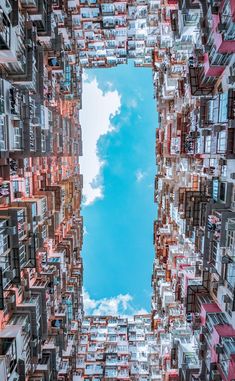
[0,117,6,151]
[205,135,211,153]
[217,130,227,153]
[220,182,226,202]
[219,93,228,123]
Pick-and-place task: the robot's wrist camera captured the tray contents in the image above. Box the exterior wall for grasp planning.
[0,0,235,380]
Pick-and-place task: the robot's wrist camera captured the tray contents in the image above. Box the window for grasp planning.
[219,182,226,202]
[13,127,23,150]
[205,135,211,153]
[217,130,227,153]
[0,233,8,256]
[12,180,19,194]
[101,4,114,14]
[0,117,6,151]
[219,93,228,123]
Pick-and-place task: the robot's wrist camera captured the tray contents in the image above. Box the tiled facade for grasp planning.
[0,0,235,380]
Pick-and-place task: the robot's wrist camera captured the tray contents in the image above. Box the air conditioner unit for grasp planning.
[200,342,207,351]
[201,129,211,137]
[213,125,224,133]
[14,191,23,198]
[17,169,24,177]
[5,294,15,304]
[24,290,31,299]
[222,294,231,303]
[230,173,235,179]
[4,270,14,279]
[5,226,17,236]
[31,117,39,125]
[211,370,222,381]
[201,326,208,334]
[218,279,224,286]
[25,39,33,48]
[30,339,38,348]
[231,201,235,209]
[228,76,235,84]
[222,256,232,264]
[225,221,235,231]
[215,343,224,354]
[33,216,41,222]
[209,267,217,274]
[198,349,204,360]
[21,277,28,287]
[217,23,226,32]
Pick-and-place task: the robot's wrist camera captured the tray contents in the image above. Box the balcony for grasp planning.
[84,364,104,375]
[188,65,214,96]
[58,360,71,375]
[0,336,18,378]
[211,13,235,53]
[17,294,41,338]
[217,337,235,380]
[0,12,11,50]
[105,367,118,378]
[0,207,27,244]
[0,218,11,286]
[203,52,225,77]
[21,0,38,8]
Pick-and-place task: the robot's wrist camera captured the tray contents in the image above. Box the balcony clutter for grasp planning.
[0,0,235,380]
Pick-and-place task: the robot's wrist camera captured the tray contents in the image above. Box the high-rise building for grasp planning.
[0,0,234,380]
[0,1,84,380]
[74,315,161,381]
[152,1,235,380]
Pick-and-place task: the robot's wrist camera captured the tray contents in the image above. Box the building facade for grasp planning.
[0,0,234,380]
[0,1,84,380]
[74,315,161,381]
[152,1,235,381]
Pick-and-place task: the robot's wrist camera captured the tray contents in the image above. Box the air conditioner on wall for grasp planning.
[209,267,217,274]
[228,76,235,84]
[225,221,235,231]
[201,326,208,334]
[222,294,231,303]
[6,226,17,235]
[4,270,14,279]
[211,370,222,381]
[215,343,224,354]
[222,256,232,264]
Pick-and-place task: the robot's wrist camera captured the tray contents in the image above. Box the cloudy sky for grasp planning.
[80,62,157,315]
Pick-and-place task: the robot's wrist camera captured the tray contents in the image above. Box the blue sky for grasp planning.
[80,61,157,315]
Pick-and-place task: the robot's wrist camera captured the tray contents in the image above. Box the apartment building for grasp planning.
[0,0,84,380]
[73,315,161,381]
[152,1,235,381]
[0,0,234,380]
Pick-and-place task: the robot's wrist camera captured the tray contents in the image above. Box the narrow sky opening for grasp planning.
[80,61,157,316]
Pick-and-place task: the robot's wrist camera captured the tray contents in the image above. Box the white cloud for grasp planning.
[80,73,121,206]
[83,289,148,316]
[135,308,149,315]
[136,169,145,182]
